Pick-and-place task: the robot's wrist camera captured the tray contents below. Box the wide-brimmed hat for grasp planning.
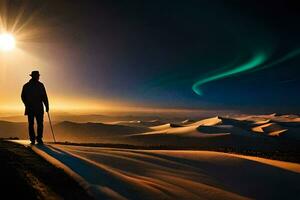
[29,71,40,77]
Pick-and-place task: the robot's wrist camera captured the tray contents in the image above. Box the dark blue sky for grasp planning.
[10,0,300,113]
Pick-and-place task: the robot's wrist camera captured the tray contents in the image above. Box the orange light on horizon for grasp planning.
[0,98,224,116]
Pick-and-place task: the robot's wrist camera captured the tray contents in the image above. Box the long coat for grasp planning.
[21,79,49,115]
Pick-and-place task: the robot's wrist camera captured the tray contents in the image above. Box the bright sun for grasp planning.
[0,33,16,51]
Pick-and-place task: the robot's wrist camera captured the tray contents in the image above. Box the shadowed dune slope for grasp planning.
[29,143,300,200]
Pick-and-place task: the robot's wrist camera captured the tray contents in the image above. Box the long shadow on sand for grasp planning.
[35,145,300,200]
[35,145,164,200]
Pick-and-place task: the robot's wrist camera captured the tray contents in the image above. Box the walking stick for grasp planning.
[47,111,56,143]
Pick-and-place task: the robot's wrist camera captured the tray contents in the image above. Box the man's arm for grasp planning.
[41,84,49,112]
[21,85,27,106]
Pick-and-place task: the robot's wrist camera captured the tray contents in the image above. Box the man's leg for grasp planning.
[27,114,35,143]
[36,113,44,143]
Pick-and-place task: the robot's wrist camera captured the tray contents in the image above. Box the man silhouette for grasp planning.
[21,71,49,145]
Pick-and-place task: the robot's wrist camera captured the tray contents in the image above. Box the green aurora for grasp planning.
[192,49,300,96]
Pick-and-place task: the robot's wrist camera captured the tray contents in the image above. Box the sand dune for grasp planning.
[130,117,229,138]
[11,141,299,200]
[121,114,300,152]
[253,119,271,125]
[132,125,230,138]
[1,114,300,150]
[52,121,151,143]
[272,115,300,123]
[234,113,300,124]
[197,125,255,137]
[0,121,28,139]
[189,116,222,126]
[234,113,277,121]
[150,123,183,130]
[252,123,288,136]
[128,116,266,139]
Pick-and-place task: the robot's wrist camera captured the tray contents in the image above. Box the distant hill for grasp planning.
[0,121,28,139]
[53,121,150,142]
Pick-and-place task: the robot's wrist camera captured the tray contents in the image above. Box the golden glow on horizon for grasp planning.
[0,33,15,51]
[0,97,213,115]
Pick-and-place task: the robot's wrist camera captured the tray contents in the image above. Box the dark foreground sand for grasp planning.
[0,140,93,200]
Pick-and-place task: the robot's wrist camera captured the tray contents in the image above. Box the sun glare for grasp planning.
[0,33,16,51]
